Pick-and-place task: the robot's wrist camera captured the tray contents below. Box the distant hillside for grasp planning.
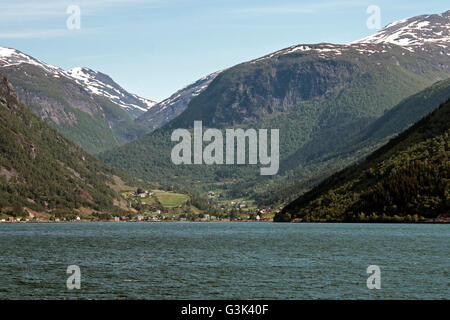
[276,99,450,222]
[0,72,152,221]
[262,78,450,206]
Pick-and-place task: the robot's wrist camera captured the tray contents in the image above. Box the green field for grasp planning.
[153,190,189,207]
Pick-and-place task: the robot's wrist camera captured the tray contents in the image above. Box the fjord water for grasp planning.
[0,222,448,299]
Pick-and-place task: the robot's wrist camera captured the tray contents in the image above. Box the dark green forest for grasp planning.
[276,99,450,222]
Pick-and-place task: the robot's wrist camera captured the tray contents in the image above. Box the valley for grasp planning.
[0,10,449,223]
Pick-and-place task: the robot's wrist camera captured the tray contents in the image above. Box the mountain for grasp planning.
[276,98,450,222]
[100,10,450,204]
[353,10,449,47]
[0,46,154,153]
[168,10,449,129]
[0,71,151,221]
[66,67,157,119]
[135,71,221,130]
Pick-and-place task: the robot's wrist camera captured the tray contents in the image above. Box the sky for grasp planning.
[0,0,448,101]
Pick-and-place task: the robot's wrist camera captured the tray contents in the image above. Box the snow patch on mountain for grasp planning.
[65,67,157,118]
[157,71,221,112]
[0,46,63,75]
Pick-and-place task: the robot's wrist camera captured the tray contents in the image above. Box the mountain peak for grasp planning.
[353,10,450,49]
[65,66,157,118]
[0,46,63,75]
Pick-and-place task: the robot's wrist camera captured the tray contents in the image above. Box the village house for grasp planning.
[134,189,153,198]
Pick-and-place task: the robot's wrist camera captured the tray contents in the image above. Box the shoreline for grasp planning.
[0,220,448,224]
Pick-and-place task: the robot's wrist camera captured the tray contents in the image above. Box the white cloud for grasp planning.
[0,0,161,20]
[233,1,368,16]
[0,2,67,20]
[0,27,105,39]
[0,0,160,39]
[0,29,68,39]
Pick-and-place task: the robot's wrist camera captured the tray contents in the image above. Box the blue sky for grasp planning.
[0,0,448,101]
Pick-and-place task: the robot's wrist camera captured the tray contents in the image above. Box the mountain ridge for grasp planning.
[142,9,450,132]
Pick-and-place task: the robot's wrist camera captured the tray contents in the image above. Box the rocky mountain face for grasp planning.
[0,71,144,220]
[0,47,153,153]
[101,10,450,205]
[135,71,221,130]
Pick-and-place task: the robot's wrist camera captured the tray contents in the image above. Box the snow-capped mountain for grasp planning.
[66,67,157,119]
[0,47,156,119]
[251,10,449,63]
[0,46,64,76]
[135,70,222,130]
[354,10,449,49]
[0,46,152,152]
